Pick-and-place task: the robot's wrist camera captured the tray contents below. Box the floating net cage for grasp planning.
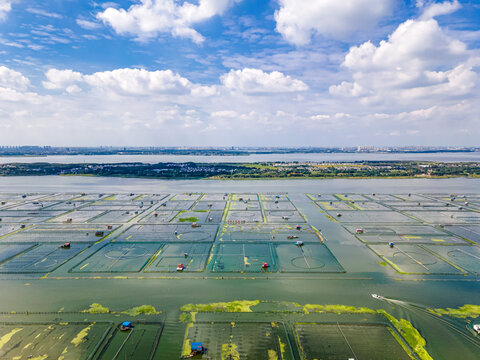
[296,323,411,360]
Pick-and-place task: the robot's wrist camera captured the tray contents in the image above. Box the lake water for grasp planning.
[1,151,480,164]
[0,175,479,193]
[0,176,478,359]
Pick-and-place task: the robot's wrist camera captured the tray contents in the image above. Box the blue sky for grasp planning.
[0,0,479,146]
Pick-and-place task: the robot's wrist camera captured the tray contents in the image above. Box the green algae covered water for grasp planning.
[0,177,479,359]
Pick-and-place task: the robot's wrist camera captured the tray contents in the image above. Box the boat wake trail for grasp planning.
[371,294,480,348]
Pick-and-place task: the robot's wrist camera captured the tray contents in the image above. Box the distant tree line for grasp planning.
[0,161,479,179]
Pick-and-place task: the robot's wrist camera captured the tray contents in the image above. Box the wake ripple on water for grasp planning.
[374,295,480,349]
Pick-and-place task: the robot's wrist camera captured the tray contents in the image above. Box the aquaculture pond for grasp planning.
[0,177,479,359]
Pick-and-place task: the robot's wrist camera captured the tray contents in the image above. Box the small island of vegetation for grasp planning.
[1,161,479,179]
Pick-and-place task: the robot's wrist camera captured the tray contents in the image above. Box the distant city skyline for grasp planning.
[0,145,478,154]
[0,0,479,146]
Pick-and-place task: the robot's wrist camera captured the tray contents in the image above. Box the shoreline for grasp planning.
[0,173,478,180]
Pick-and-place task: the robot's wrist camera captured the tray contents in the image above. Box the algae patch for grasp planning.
[122,304,158,316]
[304,304,375,315]
[0,328,22,351]
[181,300,260,313]
[58,345,69,360]
[378,310,433,360]
[268,349,278,360]
[179,311,197,323]
[178,217,199,223]
[82,303,110,314]
[181,322,194,357]
[179,312,192,323]
[71,323,93,347]
[82,303,158,316]
[278,336,286,359]
[428,304,480,319]
[221,343,240,360]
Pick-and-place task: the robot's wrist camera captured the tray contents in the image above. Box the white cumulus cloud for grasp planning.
[420,0,461,20]
[43,69,83,90]
[83,68,192,94]
[44,67,306,96]
[329,11,477,107]
[43,67,220,98]
[0,0,12,21]
[221,68,308,94]
[341,19,466,73]
[97,0,240,43]
[0,67,44,106]
[0,66,30,90]
[275,0,394,45]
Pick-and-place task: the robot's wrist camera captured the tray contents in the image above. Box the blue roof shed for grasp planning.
[191,342,203,351]
[122,321,132,327]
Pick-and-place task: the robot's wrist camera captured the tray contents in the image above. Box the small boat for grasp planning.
[182,342,205,358]
[371,294,382,299]
[120,321,133,331]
